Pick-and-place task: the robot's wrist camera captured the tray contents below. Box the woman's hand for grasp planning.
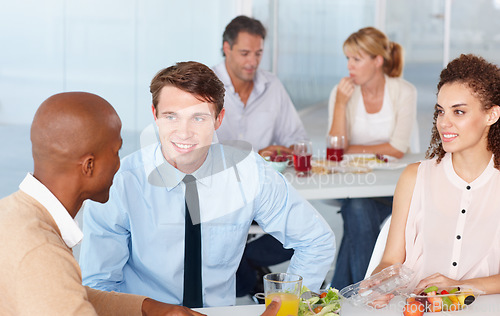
[335,77,355,106]
[329,77,354,137]
[369,293,395,309]
[361,278,395,309]
[414,273,461,292]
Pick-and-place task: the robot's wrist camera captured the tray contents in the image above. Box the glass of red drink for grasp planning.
[293,140,313,177]
[326,135,345,161]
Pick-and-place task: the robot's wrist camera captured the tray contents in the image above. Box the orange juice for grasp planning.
[265,292,299,316]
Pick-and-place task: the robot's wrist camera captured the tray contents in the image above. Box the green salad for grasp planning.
[299,286,341,316]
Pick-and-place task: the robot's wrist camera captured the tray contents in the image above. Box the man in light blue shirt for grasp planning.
[79,61,335,307]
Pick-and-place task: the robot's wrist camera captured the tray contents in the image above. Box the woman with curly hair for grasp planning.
[371,54,500,306]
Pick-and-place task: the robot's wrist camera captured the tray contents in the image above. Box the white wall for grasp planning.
[0,0,239,131]
[3,0,498,130]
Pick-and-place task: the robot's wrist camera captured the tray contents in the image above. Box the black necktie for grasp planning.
[182,175,202,307]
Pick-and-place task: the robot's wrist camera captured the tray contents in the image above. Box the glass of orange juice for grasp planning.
[264,273,303,316]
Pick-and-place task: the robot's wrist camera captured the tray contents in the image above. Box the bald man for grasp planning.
[0,92,204,315]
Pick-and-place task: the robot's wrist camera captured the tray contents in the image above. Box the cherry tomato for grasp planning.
[320,292,327,298]
[313,306,323,313]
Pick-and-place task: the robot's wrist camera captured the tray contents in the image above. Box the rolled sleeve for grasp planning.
[254,164,336,291]
[80,176,131,292]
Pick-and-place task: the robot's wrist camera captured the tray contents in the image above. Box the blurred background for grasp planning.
[1,0,500,228]
[1,0,500,302]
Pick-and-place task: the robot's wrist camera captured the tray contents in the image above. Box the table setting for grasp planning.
[264,136,409,177]
[262,137,424,201]
[194,267,500,316]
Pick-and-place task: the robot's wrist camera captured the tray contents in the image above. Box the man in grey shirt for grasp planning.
[213,15,308,157]
[212,16,311,300]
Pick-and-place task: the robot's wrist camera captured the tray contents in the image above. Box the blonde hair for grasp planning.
[343,27,404,78]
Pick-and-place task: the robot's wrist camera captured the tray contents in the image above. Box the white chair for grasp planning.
[248,223,265,235]
[364,215,392,279]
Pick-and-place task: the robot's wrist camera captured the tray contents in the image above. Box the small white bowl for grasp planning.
[264,156,289,173]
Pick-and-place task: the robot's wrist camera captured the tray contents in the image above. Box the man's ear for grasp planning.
[215,108,225,130]
[152,104,158,122]
[487,105,500,126]
[81,155,95,176]
[222,41,231,56]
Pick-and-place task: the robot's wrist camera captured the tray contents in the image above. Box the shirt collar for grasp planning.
[148,141,252,190]
[214,62,234,92]
[251,67,267,96]
[19,173,83,248]
[149,143,215,190]
[444,153,496,189]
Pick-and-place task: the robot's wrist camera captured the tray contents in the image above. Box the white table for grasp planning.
[194,304,265,315]
[284,153,424,200]
[341,294,500,315]
[194,294,500,315]
[249,153,424,235]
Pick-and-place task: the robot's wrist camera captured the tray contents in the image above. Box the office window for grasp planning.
[253,0,375,109]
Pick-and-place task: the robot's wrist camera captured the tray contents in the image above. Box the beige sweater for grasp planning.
[0,190,146,315]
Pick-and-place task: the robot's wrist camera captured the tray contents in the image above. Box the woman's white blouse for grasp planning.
[404,153,500,289]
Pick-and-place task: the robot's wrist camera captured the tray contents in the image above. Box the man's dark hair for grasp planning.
[222,15,266,56]
[150,61,225,117]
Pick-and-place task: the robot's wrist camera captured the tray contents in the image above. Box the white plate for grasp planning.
[343,153,398,163]
[343,154,406,170]
[312,158,372,173]
[312,154,408,172]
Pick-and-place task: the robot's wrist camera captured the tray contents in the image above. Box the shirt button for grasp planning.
[456,235,461,240]
[466,185,471,190]
[452,262,457,266]
[462,209,466,214]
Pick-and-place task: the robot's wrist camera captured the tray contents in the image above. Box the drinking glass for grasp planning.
[293,140,313,177]
[326,135,345,162]
[264,273,303,316]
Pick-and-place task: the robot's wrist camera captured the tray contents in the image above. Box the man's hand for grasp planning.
[142,298,206,316]
[258,145,293,158]
[260,296,282,316]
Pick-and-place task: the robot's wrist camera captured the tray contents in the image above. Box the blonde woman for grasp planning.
[328,27,417,289]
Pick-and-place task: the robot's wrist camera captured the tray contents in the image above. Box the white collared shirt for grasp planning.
[19,173,83,248]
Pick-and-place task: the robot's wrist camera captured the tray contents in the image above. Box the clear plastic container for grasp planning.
[339,263,414,307]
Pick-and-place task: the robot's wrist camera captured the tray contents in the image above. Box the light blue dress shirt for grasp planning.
[213,62,309,151]
[80,142,335,307]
